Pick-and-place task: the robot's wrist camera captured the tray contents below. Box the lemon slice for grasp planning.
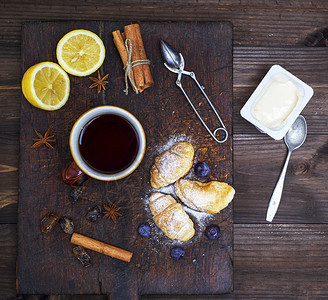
[22,62,70,111]
[56,29,105,76]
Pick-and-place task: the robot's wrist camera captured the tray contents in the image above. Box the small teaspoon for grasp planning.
[266,115,307,222]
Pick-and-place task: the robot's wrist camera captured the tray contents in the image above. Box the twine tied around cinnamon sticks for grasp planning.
[112,24,154,95]
[123,38,150,95]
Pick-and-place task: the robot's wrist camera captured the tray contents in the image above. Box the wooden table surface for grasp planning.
[1,1,327,299]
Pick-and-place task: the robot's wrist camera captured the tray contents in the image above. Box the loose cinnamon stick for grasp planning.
[112,30,128,65]
[71,232,133,263]
[133,24,154,92]
[112,30,136,91]
[124,24,145,92]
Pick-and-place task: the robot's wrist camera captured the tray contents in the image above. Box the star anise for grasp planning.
[103,202,122,222]
[31,129,55,149]
[89,70,109,93]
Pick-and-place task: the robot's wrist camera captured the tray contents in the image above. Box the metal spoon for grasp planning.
[160,39,181,69]
[266,115,307,222]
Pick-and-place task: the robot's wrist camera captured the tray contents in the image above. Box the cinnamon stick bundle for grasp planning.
[112,24,154,94]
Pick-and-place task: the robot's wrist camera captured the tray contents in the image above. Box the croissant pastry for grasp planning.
[175,179,235,214]
[149,192,195,241]
[150,142,194,189]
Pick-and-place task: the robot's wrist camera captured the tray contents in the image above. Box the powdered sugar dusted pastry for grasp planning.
[149,192,195,241]
[175,179,235,214]
[150,142,194,189]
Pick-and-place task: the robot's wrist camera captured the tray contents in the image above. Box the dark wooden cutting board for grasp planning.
[18,21,233,298]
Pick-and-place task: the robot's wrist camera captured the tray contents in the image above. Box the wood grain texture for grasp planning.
[18,296,110,300]
[12,224,328,299]
[233,224,328,299]
[0,224,17,300]
[1,1,328,47]
[0,86,20,222]
[18,21,233,297]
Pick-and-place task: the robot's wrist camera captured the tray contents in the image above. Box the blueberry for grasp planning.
[170,246,185,260]
[205,224,221,240]
[138,223,151,237]
[194,162,210,177]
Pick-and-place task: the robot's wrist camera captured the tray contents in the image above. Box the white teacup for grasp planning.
[69,106,146,181]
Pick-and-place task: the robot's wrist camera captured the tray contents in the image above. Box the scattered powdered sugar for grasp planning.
[152,133,195,156]
[183,206,214,233]
[156,184,175,195]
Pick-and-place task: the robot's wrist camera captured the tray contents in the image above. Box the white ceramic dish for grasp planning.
[240,65,314,140]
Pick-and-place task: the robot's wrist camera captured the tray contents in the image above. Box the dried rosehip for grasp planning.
[72,246,91,267]
[62,161,89,186]
[86,205,102,222]
[41,212,59,233]
[59,216,74,234]
[70,186,85,204]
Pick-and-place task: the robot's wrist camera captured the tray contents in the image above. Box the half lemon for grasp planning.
[22,62,70,111]
[56,29,105,76]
